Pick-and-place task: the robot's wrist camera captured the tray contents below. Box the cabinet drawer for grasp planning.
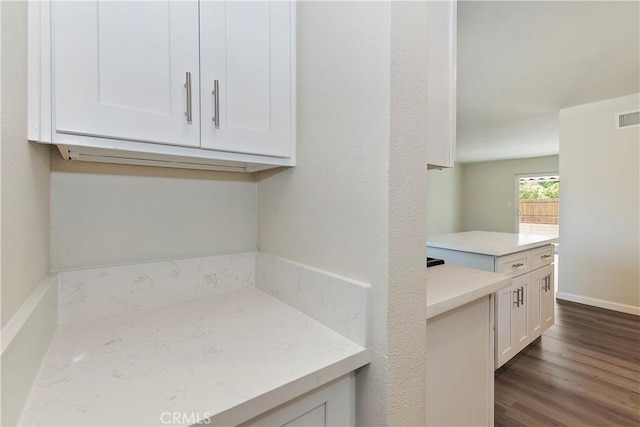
[495,251,531,277]
[530,245,554,270]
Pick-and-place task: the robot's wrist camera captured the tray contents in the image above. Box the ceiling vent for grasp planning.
[616,111,640,129]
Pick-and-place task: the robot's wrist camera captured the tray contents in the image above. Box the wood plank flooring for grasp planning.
[495,300,640,427]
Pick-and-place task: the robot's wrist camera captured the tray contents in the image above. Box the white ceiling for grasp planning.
[456,1,640,163]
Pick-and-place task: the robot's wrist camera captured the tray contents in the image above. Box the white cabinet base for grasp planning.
[426,296,494,426]
[240,375,355,427]
[429,243,556,369]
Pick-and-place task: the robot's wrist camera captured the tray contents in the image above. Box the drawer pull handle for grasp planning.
[512,262,525,268]
[541,254,552,259]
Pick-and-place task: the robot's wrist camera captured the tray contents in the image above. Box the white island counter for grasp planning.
[427,230,557,256]
[428,231,558,369]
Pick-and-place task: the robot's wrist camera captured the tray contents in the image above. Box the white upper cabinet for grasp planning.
[29,0,296,172]
[426,0,456,169]
[52,1,200,147]
[200,1,293,158]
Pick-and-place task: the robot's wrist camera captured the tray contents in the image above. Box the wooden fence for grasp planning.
[519,199,559,224]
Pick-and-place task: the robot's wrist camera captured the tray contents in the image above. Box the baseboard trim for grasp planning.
[556,292,640,316]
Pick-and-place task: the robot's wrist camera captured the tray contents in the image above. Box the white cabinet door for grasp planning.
[541,265,555,332]
[200,1,293,158]
[240,375,353,427]
[52,1,200,147]
[495,284,517,368]
[426,0,456,169]
[514,274,531,353]
[282,404,325,427]
[496,274,530,368]
[529,267,545,340]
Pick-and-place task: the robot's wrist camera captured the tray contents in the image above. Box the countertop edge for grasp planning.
[427,238,558,256]
[208,348,372,426]
[426,264,513,320]
[426,276,511,320]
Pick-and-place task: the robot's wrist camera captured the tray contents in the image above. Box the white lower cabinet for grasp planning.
[495,256,554,368]
[496,274,532,367]
[495,284,518,366]
[427,296,494,426]
[523,264,555,344]
[513,275,531,353]
[495,274,532,367]
[428,244,556,369]
[529,267,543,340]
[541,264,555,331]
[240,375,354,427]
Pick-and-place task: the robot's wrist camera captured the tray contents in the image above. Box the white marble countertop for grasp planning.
[427,231,558,256]
[426,264,512,319]
[19,288,370,427]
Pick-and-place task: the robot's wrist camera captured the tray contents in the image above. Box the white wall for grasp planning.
[257,2,427,425]
[0,1,51,329]
[426,164,464,235]
[51,156,257,270]
[461,155,559,232]
[558,94,639,314]
[0,2,55,425]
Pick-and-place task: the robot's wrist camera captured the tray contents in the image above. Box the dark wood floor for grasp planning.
[495,300,640,427]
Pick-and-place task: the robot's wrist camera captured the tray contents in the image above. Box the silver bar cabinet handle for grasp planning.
[541,254,552,259]
[512,262,524,268]
[184,72,192,124]
[514,289,520,307]
[519,286,524,305]
[212,80,220,128]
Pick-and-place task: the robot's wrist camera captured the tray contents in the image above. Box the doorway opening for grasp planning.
[516,174,559,238]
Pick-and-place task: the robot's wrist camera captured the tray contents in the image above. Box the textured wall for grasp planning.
[387,2,428,425]
[559,94,639,313]
[51,156,257,270]
[257,2,391,424]
[258,2,429,424]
